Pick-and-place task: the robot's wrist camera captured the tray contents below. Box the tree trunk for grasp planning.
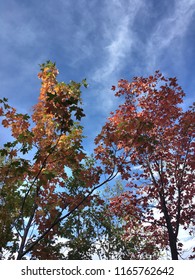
[167,230,178,260]
[159,191,178,260]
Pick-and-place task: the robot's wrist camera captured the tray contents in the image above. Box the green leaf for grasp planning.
[82,79,88,88]
[0,149,8,156]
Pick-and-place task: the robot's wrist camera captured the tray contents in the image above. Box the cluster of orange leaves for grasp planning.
[0,62,92,259]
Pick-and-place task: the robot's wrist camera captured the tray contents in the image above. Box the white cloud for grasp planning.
[90,0,195,116]
[93,0,143,82]
[145,0,195,71]
[90,0,144,113]
[94,16,131,81]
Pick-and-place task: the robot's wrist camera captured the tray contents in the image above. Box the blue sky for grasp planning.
[1,0,195,153]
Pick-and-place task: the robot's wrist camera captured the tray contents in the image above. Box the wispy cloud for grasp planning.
[90,0,144,113]
[93,15,131,81]
[93,0,143,82]
[145,0,195,71]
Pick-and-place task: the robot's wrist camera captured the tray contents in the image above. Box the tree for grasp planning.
[95,71,195,260]
[0,151,22,258]
[0,61,116,260]
[62,182,161,260]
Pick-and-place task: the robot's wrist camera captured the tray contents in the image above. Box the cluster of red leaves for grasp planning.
[109,191,168,258]
[95,71,195,258]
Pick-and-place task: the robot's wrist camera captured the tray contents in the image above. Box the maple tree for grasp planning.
[0,61,116,260]
[95,71,195,260]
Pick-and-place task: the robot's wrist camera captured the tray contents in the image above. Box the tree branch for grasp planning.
[17,167,119,259]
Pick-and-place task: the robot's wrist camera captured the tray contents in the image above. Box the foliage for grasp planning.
[62,183,161,260]
[95,71,195,260]
[0,61,115,259]
[0,64,194,260]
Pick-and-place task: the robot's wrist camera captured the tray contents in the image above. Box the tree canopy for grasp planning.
[0,62,194,260]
